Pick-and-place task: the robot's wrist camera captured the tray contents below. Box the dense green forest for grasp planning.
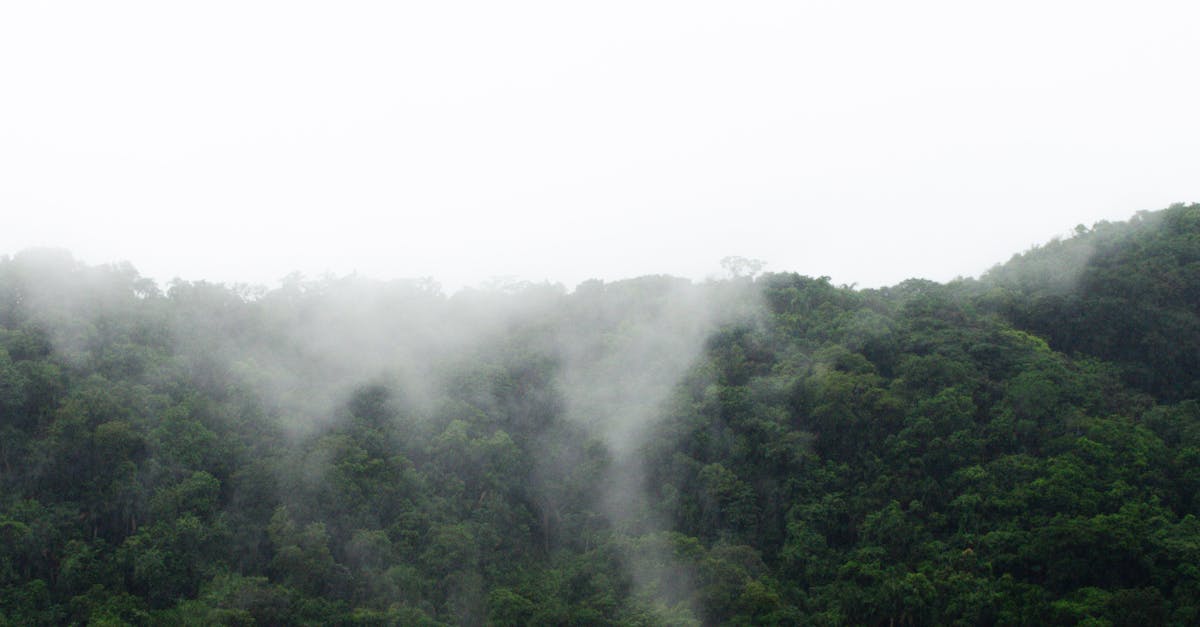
[2,203,1199,625]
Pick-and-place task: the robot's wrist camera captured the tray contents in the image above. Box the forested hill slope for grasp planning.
[977,202,1200,401]
[2,205,1199,625]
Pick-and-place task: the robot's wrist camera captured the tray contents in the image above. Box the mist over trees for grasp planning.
[2,203,1199,625]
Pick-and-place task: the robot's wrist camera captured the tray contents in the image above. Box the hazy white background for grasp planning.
[2,1,1197,291]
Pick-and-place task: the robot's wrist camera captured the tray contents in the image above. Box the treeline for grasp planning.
[1,203,1198,625]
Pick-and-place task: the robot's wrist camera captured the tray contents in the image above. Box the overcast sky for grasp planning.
[2,1,1197,292]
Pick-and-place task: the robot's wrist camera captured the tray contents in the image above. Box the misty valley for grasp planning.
[2,203,1200,625]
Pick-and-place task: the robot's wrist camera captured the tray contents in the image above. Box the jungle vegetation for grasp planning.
[1,203,1199,625]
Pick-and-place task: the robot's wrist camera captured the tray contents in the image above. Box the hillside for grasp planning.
[2,205,1199,625]
[979,202,1200,402]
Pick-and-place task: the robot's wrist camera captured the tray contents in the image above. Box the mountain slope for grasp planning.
[979,202,1200,401]
[1,206,1199,625]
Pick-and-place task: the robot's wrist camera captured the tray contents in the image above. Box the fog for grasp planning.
[2,248,769,614]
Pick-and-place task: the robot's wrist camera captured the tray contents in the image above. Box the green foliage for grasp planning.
[1,205,1199,623]
[981,203,1200,401]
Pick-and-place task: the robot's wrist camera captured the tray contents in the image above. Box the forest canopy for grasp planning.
[1,203,1199,625]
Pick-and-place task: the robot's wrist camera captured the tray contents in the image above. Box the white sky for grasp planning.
[2,1,1198,292]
